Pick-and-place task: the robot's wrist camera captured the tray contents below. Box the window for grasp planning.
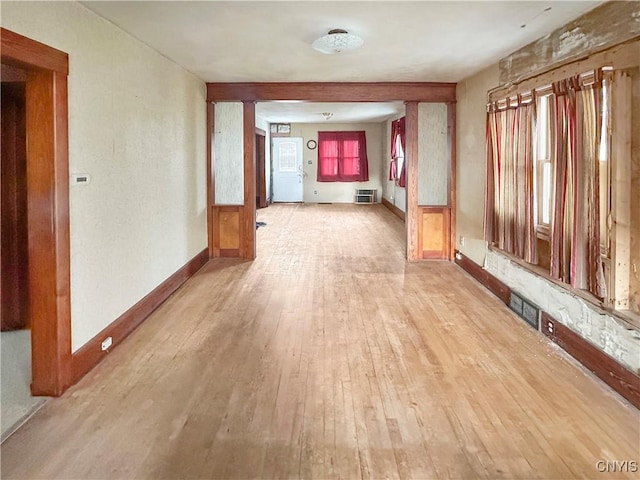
[487,68,611,299]
[535,94,552,236]
[394,134,405,181]
[317,131,369,182]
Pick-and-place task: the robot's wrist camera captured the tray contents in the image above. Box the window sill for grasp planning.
[487,245,640,331]
[535,225,550,241]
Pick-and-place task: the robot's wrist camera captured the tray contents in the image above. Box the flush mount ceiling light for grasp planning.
[312,29,364,54]
[321,112,333,120]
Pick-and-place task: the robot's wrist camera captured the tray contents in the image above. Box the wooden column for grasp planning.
[242,101,256,259]
[405,101,420,261]
[26,68,72,395]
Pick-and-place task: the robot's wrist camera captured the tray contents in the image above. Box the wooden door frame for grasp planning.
[206,82,457,261]
[255,128,267,208]
[1,28,71,396]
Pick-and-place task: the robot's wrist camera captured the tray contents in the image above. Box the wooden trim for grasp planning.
[381,197,405,222]
[1,28,68,74]
[447,102,457,261]
[242,101,256,259]
[541,312,640,410]
[610,71,631,309]
[206,102,214,259]
[207,82,456,103]
[71,249,209,383]
[2,28,71,396]
[405,102,419,261]
[455,251,511,305]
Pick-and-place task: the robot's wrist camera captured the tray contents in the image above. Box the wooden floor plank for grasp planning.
[1,203,639,479]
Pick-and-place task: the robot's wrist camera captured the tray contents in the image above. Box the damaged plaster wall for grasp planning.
[499,1,640,84]
[486,250,640,374]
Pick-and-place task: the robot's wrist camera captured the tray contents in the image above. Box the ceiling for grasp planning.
[255,101,405,123]
[81,0,602,122]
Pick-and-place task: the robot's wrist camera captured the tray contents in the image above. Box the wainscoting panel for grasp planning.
[418,206,450,259]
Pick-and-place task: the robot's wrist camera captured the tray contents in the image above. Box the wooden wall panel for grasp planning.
[219,211,240,250]
[418,206,451,260]
[212,205,243,258]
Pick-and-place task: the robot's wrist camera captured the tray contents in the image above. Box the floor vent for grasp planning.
[509,291,540,329]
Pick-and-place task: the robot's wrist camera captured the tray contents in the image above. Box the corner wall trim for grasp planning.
[541,312,640,409]
[71,248,209,383]
[454,250,511,305]
[382,197,405,221]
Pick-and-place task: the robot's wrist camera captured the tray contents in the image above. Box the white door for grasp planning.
[272,137,303,202]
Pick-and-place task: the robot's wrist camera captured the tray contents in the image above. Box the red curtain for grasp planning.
[317,131,369,182]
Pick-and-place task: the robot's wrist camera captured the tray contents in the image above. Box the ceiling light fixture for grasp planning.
[321,112,333,120]
[312,29,364,54]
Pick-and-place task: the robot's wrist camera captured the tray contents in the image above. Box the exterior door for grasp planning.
[272,137,303,202]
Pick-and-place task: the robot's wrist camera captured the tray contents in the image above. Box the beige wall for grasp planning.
[1,1,207,351]
[214,103,244,205]
[455,63,499,265]
[289,122,383,203]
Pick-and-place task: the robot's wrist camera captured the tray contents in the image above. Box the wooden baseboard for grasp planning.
[381,197,405,221]
[71,248,209,383]
[541,312,640,409]
[454,251,511,305]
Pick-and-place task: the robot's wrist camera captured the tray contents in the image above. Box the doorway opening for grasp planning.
[1,28,72,440]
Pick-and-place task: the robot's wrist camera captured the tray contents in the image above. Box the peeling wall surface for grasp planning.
[418,103,448,206]
[486,250,640,373]
[499,1,640,84]
[214,102,244,205]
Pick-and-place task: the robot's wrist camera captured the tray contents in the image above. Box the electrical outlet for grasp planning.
[101,336,113,351]
[547,321,554,334]
[314,190,318,194]
[459,236,465,246]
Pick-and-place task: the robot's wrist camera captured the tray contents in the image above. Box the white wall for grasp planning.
[289,122,383,203]
[1,1,207,352]
[214,103,244,205]
[418,103,448,206]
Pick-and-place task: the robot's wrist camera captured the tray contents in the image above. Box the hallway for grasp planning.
[1,204,638,479]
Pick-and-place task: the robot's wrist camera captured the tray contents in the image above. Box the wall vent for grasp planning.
[509,291,540,329]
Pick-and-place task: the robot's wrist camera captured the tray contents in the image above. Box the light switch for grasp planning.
[71,174,91,185]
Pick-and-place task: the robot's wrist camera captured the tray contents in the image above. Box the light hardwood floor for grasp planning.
[1,204,638,479]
